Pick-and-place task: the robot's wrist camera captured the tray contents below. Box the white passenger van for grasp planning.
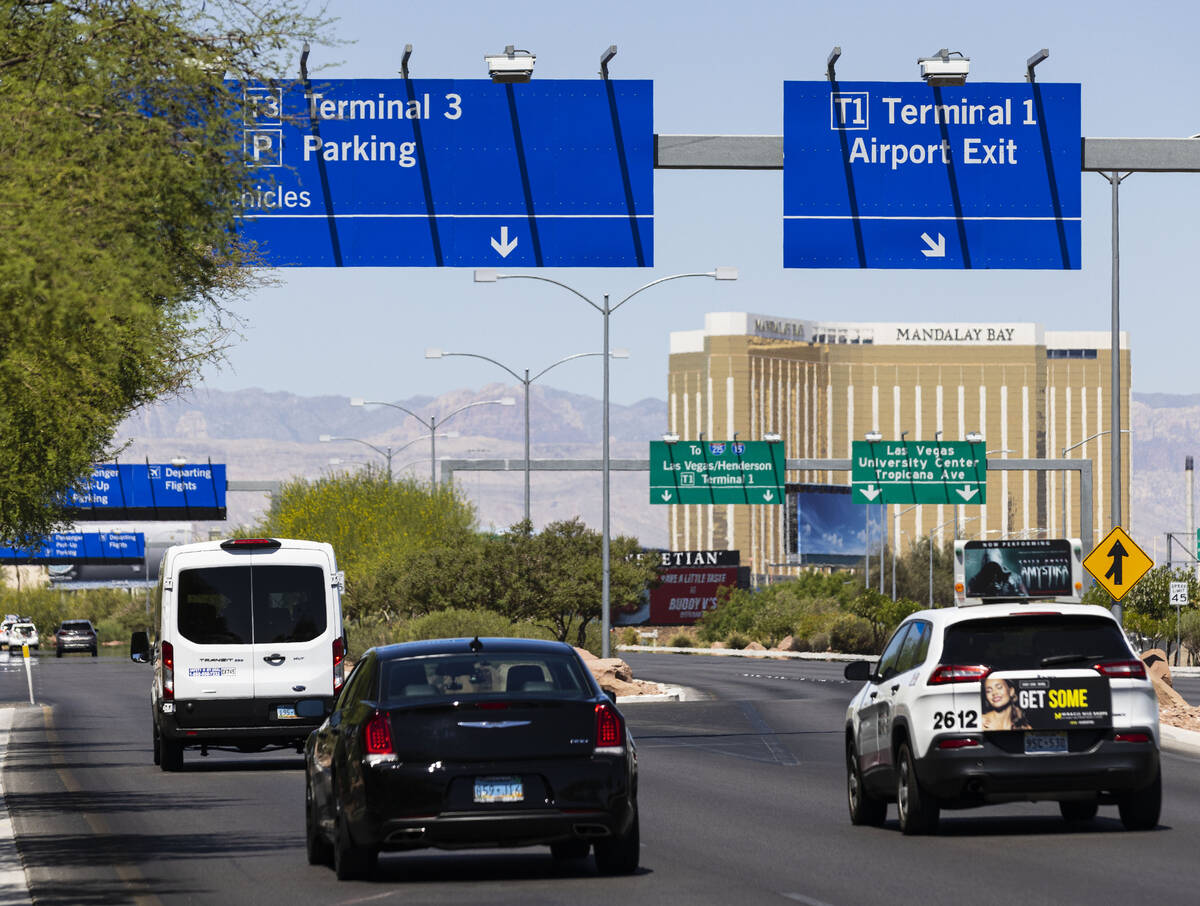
[130,537,346,772]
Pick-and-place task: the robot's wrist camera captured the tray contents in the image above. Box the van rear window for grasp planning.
[940,615,1132,671]
[177,565,327,645]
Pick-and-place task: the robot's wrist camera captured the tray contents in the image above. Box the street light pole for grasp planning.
[350,397,516,488]
[474,267,737,657]
[426,349,626,524]
[318,434,395,481]
[1061,430,1130,536]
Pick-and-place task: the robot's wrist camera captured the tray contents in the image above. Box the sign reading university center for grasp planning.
[65,464,227,520]
[237,79,653,267]
[783,81,1081,268]
[650,441,786,505]
[852,440,987,505]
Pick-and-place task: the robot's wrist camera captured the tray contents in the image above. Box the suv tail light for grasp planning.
[928,664,989,685]
[595,702,625,752]
[364,710,393,755]
[162,640,174,700]
[1094,660,1146,679]
[332,636,345,693]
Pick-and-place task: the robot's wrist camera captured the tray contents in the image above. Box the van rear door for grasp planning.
[171,553,257,702]
[248,548,337,700]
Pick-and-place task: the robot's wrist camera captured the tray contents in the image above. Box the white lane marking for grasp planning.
[0,708,32,905]
[781,893,836,906]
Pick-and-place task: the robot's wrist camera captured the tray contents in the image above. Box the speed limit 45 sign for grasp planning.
[1169,581,1189,607]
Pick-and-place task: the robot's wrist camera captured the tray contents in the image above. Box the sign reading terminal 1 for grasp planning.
[851,440,987,505]
[650,441,785,505]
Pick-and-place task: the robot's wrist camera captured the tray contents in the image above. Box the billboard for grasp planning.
[615,551,747,626]
[954,538,1083,604]
[786,484,885,567]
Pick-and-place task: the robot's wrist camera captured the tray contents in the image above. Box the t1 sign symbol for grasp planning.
[830,92,868,130]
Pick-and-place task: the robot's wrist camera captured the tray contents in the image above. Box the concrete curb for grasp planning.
[1160,723,1200,756]
[618,644,872,662]
[615,684,694,704]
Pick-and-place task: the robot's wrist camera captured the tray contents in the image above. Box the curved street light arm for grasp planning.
[493,273,601,312]
[357,399,429,428]
[530,351,609,383]
[611,271,720,315]
[325,436,390,459]
[436,351,525,385]
[439,397,513,427]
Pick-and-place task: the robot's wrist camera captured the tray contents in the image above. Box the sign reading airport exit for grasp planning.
[783,81,1080,269]
[851,440,987,504]
[237,79,653,268]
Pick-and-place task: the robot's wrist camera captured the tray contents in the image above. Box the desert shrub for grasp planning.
[669,633,693,648]
[619,627,639,646]
[397,608,523,643]
[808,630,831,652]
[724,633,749,650]
[829,614,875,655]
[786,636,810,652]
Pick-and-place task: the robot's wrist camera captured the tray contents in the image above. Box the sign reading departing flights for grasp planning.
[650,441,785,505]
[65,463,227,520]
[1083,526,1153,601]
[0,532,145,565]
[783,81,1081,269]
[852,440,987,504]
[237,79,653,267]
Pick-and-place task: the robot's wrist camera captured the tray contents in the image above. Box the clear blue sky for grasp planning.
[200,0,1200,405]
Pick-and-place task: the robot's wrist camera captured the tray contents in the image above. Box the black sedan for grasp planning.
[304,637,639,880]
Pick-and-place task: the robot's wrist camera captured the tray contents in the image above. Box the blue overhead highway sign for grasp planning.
[65,463,226,520]
[237,79,653,267]
[0,532,145,564]
[784,81,1080,269]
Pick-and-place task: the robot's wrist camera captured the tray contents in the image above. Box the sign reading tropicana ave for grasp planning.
[649,441,785,505]
[851,440,987,505]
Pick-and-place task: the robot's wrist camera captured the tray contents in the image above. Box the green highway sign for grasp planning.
[851,440,987,505]
[650,440,785,505]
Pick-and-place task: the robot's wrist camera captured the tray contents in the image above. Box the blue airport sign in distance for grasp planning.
[237,79,653,267]
[0,532,145,564]
[783,81,1080,269]
[66,463,226,521]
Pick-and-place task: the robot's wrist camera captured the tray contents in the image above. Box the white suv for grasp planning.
[844,601,1160,834]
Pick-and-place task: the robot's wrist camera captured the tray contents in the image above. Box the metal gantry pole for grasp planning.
[523,369,531,524]
[601,294,612,658]
[430,418,437,487]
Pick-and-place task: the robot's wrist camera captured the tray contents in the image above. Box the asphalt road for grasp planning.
[2,649,1200,905]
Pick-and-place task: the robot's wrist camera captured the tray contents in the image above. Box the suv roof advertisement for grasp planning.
[955,539,1082,603]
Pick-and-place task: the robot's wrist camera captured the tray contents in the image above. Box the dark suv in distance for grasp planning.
[56,620,98,657]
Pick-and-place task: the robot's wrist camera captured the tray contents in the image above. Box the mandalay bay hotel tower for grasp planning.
[666,312,1130,579]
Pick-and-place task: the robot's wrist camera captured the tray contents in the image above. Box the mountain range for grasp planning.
[110,386,1200,561]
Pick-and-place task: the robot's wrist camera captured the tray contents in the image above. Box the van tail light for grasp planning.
[332,636,345,693]
[219,538,281,551]
[1114,732,1151,744]
[928,664,989,685]
[162,640,174,700]
[364,710,393,755]
[1095,660,1146,679]
[594,703,625,752]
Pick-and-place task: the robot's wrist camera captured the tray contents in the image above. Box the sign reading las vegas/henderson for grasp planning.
[851,439,987,505]
[650,441,785,505]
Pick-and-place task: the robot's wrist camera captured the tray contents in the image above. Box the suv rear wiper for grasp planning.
[1039,653,1105,667]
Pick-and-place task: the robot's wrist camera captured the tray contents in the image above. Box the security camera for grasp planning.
[918,49,970,86]
[485,46,535,83]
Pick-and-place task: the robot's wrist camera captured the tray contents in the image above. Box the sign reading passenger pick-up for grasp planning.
[784,82,1080,269]
[852,440,987,505]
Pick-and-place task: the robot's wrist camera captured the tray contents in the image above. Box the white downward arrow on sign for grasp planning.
[660,490,673,502]
[491,226,518,257]
[860,484,882,501]
[763,490,775,502]
[920,232,946,258]
[956,485,978,501]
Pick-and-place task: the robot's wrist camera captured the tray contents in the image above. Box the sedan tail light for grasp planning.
[1094,660,1146,679]
[162,640,174,701]
[928,664,989,685]
[364,710,394,755]
[594,703,624,753]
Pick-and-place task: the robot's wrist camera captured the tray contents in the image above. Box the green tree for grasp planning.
[0,0,332,542]
[1089,565,1200,654]
[848,588,922,652]
[884,536,955,607]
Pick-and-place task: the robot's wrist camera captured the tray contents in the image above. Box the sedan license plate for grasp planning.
[1024,731,1068,755]
[275,705,298,720]
[474,776,523,803]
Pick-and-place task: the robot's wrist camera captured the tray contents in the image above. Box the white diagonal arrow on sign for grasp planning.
[660,490,673,502]
[490,226,518,257]
[956,485,979,501]
[859,484,882,502]
[920,232,946,258]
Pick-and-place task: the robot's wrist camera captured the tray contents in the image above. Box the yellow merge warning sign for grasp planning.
[1083,526,1153,601]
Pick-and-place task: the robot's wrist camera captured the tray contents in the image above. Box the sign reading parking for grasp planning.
[783,81,1080,269]
[0,532,145,564]
[650,441,785,505]
[851,440,987,504]
[237,79,653,267]
[65,463,226,520]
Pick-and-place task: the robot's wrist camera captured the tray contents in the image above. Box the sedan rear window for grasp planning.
[940,614,1133,671]
[380,653,592,703]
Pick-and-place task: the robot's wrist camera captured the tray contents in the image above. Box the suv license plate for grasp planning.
[474,776,523,803]
[275,705,297,720]
[1024,731,1068,754]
